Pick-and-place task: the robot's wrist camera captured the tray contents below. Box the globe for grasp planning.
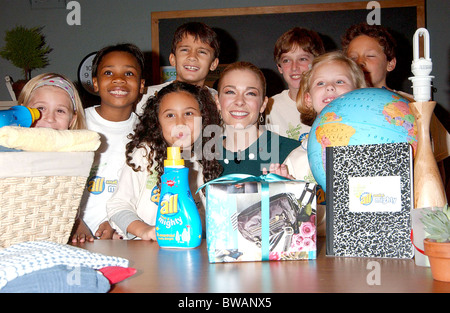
[307,88,417,191]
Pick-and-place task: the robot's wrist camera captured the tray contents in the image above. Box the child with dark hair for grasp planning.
[72,43,145,242]
[341,22,397,89]
[91,43,145,80]
[135,22,220,115]
[107,81,222,240]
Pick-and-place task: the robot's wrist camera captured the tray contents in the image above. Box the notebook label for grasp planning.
[348,176,402,213]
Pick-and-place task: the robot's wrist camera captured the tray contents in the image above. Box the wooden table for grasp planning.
[73,237,449,293]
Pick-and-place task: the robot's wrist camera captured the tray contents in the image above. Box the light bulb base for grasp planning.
[409,75,434,102]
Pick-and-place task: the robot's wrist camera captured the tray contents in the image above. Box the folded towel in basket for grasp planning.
[0,126,101,152]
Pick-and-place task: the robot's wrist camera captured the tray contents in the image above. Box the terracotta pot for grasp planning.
[12,79,28,99]
[423,239,450,282]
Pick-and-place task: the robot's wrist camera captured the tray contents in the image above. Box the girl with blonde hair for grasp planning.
[297,51,366,126]
[18,73,86,130]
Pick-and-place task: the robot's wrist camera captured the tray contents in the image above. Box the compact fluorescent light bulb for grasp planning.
[409,28,434,102]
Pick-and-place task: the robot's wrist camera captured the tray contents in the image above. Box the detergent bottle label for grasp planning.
[158,193,182,228]
[157,193,191,244]
[155,167,202,249]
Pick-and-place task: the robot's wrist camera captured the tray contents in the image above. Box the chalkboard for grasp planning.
[151,0,425,96]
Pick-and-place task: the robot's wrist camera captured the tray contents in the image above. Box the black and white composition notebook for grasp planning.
[325,142,414,258]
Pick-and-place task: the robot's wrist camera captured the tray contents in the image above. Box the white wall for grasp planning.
[0,0,448,116]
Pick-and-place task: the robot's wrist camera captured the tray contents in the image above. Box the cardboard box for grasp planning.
[205,178,317,263]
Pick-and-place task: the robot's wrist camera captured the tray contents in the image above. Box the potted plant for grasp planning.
[0,25,52,97]
[420,204,450,282]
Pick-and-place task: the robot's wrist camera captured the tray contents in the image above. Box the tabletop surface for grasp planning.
[73,237,449,293]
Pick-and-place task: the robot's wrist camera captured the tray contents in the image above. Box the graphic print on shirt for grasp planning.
[150,185,160,205]
[87,176,118,195]
[286,122,303,140]
[86,164,118,195]
[147,171,160,205]
[298,132,309,150]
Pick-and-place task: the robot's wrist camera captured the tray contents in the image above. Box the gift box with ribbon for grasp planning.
[198,174,317,263]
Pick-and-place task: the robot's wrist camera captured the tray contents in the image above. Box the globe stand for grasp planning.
[409,101,447,208]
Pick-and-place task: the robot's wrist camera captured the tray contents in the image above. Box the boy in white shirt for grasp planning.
[71,43,145,242]
[265,27,324,147]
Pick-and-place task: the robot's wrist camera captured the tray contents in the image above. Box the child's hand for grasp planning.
[95,221,123,240]
[139,226,156,241]
[262,163,294,179]
[127,220,157,241]
[71,218,95,243]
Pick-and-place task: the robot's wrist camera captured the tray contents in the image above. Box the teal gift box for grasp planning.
[199,174,317,263]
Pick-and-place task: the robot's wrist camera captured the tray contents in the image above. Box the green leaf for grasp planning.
[0,25,52,79]
[420,205,450,242]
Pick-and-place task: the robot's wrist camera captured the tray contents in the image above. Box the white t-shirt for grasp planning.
[265,89,310,149]
[79,106,138,234]
[106,145,206,239]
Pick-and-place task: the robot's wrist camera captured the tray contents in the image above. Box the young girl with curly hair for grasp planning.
[107,81,222,240]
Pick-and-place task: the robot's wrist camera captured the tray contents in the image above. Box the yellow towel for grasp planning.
[0,126,101,152]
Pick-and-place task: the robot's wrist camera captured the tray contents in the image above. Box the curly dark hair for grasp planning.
[126,81,223,186]
[341,22,397,62]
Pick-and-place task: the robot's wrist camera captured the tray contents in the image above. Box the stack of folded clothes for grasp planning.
[0,241,135,293]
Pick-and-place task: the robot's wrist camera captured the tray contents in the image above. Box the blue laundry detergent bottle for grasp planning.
[0,105,40,128]
[156,147,202,249]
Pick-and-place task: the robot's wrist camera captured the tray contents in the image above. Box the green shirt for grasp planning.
[219,130,301,176]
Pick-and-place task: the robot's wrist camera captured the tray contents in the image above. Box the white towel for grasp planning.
[0,126,101,152]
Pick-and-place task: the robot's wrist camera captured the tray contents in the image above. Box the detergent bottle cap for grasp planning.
[164,146,185,167]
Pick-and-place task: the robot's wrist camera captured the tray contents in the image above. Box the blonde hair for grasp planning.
[296,51,366,126]
[18,73,87,130]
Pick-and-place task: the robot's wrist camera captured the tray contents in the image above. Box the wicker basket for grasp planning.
[0,151,94,248]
